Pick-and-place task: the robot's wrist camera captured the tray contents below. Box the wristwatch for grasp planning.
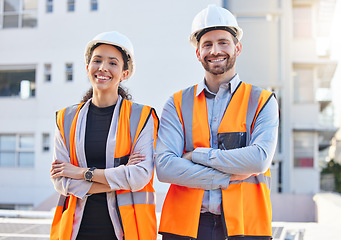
[84,167,96,182]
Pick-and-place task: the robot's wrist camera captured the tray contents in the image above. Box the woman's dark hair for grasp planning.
[82,43,132,102]
[81,86,132,103]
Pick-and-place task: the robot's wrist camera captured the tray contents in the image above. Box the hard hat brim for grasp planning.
[189,26,243,47]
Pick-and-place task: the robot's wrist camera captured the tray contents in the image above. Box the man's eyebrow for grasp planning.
[201,40,212,45]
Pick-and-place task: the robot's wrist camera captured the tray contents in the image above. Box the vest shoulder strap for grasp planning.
[173,85,198,152]
[129,102,145,146]
[244,84,274,145]
[56,103,84,160]
[129,101,159,150]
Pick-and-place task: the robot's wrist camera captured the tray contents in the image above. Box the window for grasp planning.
[44,64,51,82]
[42,133,50,151]
[90,0,97,11]
[294,132,314,168]
[0,67,36,98]
[293,5,313,38]
[1,0,38,29]
[67,0,75,12]
[0,134,35,168]
[293,67,314,103]
[0,203,33,210]
[46,0,53,13]
[65,63,73,81]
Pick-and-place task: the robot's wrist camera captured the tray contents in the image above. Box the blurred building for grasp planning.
[0,0,338,222]
[226,0,338,221]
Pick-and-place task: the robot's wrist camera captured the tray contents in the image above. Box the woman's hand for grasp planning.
[51,159,86,180]
[126,152,146,166]
[182,151,193,161]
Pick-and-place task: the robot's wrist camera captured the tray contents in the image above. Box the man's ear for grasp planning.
[196,48,201,61]
[235,42,242,57]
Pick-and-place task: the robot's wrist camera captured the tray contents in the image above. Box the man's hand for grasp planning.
[230,173,258,181]
[182,151,193,161]
[127,152,145,166]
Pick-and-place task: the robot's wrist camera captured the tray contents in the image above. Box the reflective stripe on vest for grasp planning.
[159,82,273,239]
[58,104,79,154]
[116,191,156,206]
[114,99,158,240]
[51,100,158,240]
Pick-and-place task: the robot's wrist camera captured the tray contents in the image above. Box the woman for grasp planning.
[50,31,158,240]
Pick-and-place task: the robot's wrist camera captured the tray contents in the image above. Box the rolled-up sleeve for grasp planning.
[104,116,155,192]
[155,96,230,190]
[51,127,92,199]
[192,96,279,175]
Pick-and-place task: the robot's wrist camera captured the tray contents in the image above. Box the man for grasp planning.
[155,4,279,240]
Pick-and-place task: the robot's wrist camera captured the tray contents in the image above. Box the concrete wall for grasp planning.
[291,104,320,128]
[271,193,317,222]
[292,168,320,194]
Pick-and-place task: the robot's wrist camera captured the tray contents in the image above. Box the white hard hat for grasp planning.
[85,31,135,79]
[189,5,243,47]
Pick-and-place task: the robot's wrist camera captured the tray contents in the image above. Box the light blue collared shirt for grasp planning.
[155,74,279,215]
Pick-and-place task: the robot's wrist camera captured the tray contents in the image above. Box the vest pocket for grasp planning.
[218,132,246,150]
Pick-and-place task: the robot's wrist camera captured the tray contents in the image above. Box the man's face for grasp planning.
[196,30,241,76]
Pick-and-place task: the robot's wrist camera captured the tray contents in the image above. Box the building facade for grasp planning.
[0,0,338,218]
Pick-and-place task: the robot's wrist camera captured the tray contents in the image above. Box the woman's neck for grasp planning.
[91,91,119,108]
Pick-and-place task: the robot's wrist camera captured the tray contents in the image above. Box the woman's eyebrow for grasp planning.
[93,55,120,61]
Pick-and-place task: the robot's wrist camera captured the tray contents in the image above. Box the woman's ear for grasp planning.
[120,70,129,82]
[86,64,90,77]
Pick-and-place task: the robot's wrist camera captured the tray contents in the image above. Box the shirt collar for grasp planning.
[195,74,241,97]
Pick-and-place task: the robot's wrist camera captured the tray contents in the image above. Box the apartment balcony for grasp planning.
[317,87,334,112]
[292,104,319,128]
[292,39,317,61]
[292,102,337,151]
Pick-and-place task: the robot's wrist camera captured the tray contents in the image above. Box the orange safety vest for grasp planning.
[159,82,274,239]
[50,99,159,240]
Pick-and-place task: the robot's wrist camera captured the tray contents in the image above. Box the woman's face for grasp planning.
[87,44,128,95]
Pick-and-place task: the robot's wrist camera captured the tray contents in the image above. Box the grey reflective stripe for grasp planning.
[245,85,262,146]
[62,104,79,154]
[180,86,195,151]
[116,191,156,207]
[129,103,144,146]
[230,174,271,190]
[57,194,67,207]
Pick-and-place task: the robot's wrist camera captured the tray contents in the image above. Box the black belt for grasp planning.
[201,212,222,219]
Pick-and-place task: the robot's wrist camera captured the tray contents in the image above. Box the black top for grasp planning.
[76,101,118,240]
